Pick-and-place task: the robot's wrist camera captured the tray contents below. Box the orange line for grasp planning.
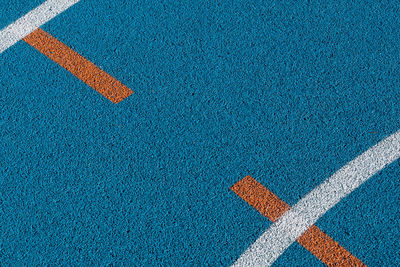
[298,225,365,266]
[23,28,133,103]
[230,176,366,267]
[230,175,290,222]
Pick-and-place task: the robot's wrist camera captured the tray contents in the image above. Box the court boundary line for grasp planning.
[231,176,365,266]
[0,0,80,54]
[233,130,400,266]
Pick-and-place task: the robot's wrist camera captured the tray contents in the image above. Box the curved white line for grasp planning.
[0,0,80,54]
[233,129,400,266]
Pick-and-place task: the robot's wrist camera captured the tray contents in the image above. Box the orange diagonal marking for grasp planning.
[23,28,133,103]
[298,225,365,266]
[230,175,290,222]
[231,175,366,267]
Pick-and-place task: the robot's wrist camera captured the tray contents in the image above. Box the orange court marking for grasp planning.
[230,175,290,222]
[23,28,133,103]
[231,176,366,267]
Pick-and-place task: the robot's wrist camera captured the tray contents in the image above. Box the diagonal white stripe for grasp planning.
[233,129,400,266]
[0,0,80,54]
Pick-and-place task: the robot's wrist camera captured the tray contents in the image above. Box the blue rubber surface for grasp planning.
[1,0,400,265]
[0,0,45,29]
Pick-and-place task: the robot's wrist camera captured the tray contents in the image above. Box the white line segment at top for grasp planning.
[233,129,400,266]
[0,0,79,54]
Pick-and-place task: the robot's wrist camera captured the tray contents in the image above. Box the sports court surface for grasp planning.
[1,0,399,266]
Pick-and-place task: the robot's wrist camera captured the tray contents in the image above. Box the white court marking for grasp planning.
[0,0,79,54]
[233,129,400,266]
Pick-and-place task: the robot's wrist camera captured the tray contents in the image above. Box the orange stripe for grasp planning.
[230,175,290,222]
[298,225,365,266]
[231,176,366,266]
[23,28,133,103]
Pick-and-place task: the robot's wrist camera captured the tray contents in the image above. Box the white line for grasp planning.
[0,0,79,54]
[233,129,400,266]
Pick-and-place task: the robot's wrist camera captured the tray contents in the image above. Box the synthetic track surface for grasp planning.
[1,0,400,266]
